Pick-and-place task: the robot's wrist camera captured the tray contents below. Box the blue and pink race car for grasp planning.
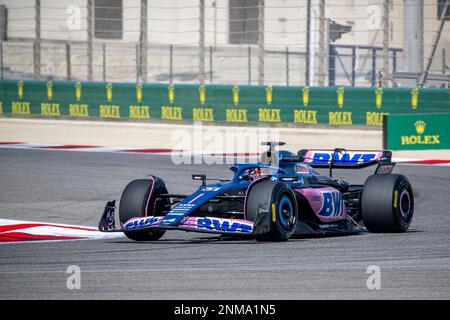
[98,142,414,241]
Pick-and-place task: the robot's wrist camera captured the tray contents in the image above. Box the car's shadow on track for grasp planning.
[101,229,423,251]
[104,234,323,247]
[400,229,423,233]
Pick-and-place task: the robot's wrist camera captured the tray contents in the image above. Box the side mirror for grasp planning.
[192,174,206,186]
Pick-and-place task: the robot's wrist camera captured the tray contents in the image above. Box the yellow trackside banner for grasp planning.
[0,80,448,126]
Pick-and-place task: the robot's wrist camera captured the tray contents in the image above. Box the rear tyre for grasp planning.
[361,174,414,233]
[119,177,169,241]
[246,180,298,241]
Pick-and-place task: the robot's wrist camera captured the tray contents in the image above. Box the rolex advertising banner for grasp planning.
[0,80,449,127]
[383,113,450,150]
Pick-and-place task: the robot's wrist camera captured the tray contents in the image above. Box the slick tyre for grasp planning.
[119,177,169,241]
[361,174,414,233]
[246,180,298,241]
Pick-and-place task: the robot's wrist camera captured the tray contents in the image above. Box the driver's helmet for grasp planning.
[247,167,271,181]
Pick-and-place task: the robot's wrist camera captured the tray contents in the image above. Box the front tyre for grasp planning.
[119,177,168,241]
[246,180,298,241]
[361,174,414,233]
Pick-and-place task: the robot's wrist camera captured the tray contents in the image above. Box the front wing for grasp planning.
[98,201,254,236]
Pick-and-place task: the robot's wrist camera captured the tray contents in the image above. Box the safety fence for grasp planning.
[1,1,449,87]
[0,80,449,127]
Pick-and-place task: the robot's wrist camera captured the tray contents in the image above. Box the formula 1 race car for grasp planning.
[98,142,414,241]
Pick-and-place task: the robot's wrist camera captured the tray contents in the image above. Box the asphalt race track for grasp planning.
[0,148,449,299]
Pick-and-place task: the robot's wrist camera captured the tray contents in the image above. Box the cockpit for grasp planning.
[239,166,274,181]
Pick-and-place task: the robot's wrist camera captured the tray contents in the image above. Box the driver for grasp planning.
[247,167,270,181]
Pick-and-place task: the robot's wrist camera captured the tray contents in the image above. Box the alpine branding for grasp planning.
[124,216,161,229]
[168,203,196,216]
[196,217,253,233]
[204,187,221,192]
[312,195,322,202]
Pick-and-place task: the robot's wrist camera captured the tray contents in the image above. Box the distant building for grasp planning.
[0,0,448,85]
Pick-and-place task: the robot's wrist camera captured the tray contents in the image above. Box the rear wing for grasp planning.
[296,148,395,177]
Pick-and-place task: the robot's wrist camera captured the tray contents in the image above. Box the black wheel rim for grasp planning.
[399,188,412,223]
